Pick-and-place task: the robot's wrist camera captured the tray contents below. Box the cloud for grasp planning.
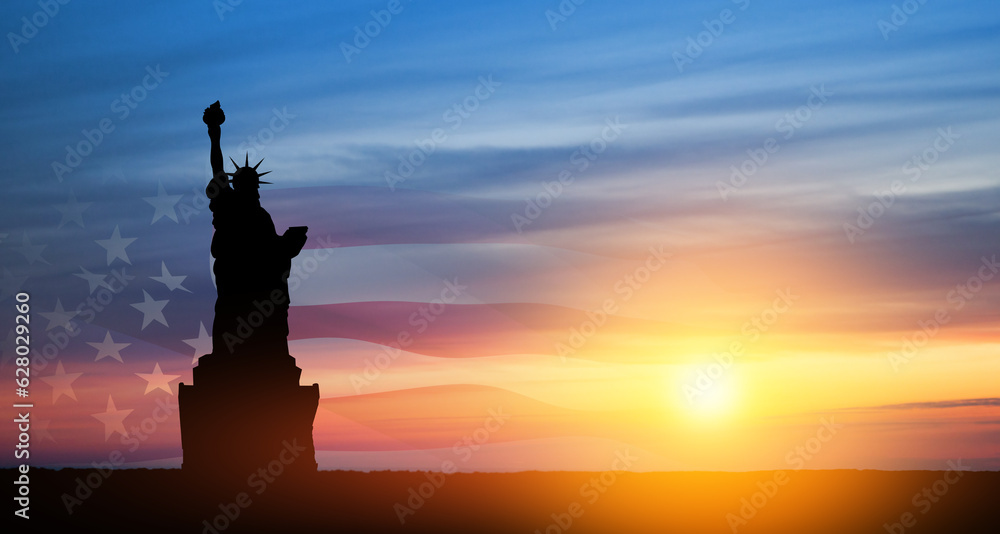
[851,398,1000,411]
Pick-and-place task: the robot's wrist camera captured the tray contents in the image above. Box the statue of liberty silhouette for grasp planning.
[178,101,319,483]
[202,101,308,359]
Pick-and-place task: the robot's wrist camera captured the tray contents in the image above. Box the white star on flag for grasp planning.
[99,163,128,184]
[135,363,181,395]
[143,181,182,223]
[0,267,28,300]
[131,290,169,329]
[151,261,191,292]
[16,233,50,265]
[74,266,113,294]
[40,361,83,403]
[31,419,56,443]
[54,192,92,229]
[96,225,137,265]
[87,331,131,362]
[91,395,133,441]
[183,322,213,364]
[39,299,79,331]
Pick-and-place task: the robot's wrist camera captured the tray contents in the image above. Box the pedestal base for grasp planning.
[178,353,319,483]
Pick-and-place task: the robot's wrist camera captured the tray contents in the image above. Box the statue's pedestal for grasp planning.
[178,353,319,484]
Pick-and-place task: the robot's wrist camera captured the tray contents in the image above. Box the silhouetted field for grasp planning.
[7,468,998,533]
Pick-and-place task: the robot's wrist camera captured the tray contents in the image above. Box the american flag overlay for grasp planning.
[2,0,999,483]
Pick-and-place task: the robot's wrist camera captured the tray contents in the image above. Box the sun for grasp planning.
[666,364,741,423]
[688,376,737,416]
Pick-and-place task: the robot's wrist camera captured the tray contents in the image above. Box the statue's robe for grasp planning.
[208,186,302,358]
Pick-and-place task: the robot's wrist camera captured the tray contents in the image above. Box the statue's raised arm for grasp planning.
[203,101,229,197]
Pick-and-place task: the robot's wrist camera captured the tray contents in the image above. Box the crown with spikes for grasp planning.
[226,153,272,186]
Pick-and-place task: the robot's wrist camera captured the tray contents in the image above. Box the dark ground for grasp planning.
[6,468,998,533]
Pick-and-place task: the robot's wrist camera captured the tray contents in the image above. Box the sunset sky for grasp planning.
[1,0,998,472]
